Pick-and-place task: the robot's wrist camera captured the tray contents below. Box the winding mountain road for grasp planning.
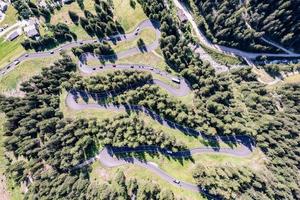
[0,17,257,196]
[73,143,254,196]
[78,54,191,97]
[67,88,255,195]
[172,0,300,59]
[0,19,161,77]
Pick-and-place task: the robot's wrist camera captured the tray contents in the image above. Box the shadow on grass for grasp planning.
[108,145,195,166]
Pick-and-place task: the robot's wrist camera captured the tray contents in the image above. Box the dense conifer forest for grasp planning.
[0,0,299,199]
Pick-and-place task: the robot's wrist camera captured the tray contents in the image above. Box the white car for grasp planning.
[14,60,20,65]
[173,180,180,184]
[166,150,172,154]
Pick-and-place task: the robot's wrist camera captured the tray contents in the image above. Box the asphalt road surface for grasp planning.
[172,0,300,60]
[0,19,161,77]
[67,88,255,196]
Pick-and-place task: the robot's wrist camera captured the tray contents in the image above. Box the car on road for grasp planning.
[173,180,180,184]
[25,54,29,57]
[50,51,54,54]
[112,65,116,68]
[14,60,20,65]
[58,48,62,52]
[92,68,96,70]
[166,150,172,154]
[172,78,181,84]
[80,41,84,45]
[130,66,134,68]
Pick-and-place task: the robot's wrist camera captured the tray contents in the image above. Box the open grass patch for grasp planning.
[49,0,94,39]
[90,161,206,200]
[110,28,157,52]
[114,148,265,185]
[112,0,148,32]
[200,43,245,65]
[115,51,177,75]
[282,74,300,84]
[0,5,18,27]
[0,55,60,92]
[0,36,26,69]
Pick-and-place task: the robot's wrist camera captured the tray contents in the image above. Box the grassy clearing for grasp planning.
[86,51,171,72]
[252,67,275,83]
[0,5,18,27]
[177,92,195,107]
[0,36,26,69]
[0,55,60,92]
[110,28,157,52]
[119,149,265,184]
[113,0,148,32]
[0,114,23,200]
[200,43,244,65]
[90,161,206,200]
[282,74,300,84]
[49,0,94,39]
[116,51,177,75]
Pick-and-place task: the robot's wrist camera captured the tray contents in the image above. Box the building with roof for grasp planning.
[24,18,40,38]
[8,30,20,41]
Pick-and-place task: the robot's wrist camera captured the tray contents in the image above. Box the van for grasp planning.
[171,78,180,84]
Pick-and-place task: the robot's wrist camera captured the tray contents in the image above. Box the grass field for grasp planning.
[282,74,300,84]
[0,55,60,92]
[90,162,206,200]
[49,0,94,40]
[119,149,265,184]
[200,43,245,65]
[116,51,177,74]
[110,28,157,52]
[113,0,148,32]
[86,50,177,76]
[0,36,26,69]
[0,5,18,27]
